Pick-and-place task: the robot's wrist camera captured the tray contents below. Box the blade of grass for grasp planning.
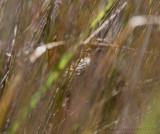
[91,0,116,28]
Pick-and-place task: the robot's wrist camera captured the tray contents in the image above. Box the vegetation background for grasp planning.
[0,0,160,134]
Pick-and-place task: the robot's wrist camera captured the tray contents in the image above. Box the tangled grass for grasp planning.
[0,0,160,134]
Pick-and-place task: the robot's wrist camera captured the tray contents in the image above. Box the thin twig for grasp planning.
[29,39,160,63]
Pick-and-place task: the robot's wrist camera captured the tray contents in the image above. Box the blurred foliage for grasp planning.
[0,0,160,134]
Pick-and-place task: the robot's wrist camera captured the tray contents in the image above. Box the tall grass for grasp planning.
[0,0,160,134]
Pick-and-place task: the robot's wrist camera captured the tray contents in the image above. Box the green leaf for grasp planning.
[91,0,115,28]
